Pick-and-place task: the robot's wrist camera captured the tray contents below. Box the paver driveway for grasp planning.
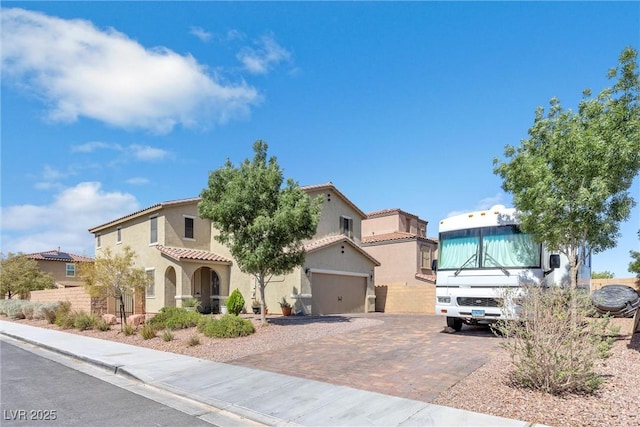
[231,313,503,403]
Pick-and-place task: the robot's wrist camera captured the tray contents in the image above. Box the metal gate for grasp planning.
[115,293,134,318]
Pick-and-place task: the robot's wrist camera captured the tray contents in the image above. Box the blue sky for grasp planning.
[1,1,638,277]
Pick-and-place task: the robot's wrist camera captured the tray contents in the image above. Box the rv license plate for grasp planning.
[472,309,485,318]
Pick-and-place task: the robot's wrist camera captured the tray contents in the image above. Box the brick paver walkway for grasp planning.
[231,313,502,403]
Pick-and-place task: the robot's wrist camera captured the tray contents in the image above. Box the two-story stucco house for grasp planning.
[25,249,94,288]
[361,208,438,313]
[88,183,379,316]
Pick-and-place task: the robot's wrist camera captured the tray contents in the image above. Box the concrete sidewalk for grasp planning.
[0,321,540,426]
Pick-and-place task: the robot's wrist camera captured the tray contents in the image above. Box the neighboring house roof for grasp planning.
[304,235,381,266]
[301,182,367,219]
[361,232,438,245]
[25,249,93,263]
[88,197,201,233]
[415,272,436,283]
[365,208,420,220]
[156,245,232,264]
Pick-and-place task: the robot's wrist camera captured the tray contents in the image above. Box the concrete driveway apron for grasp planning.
[231,314,502,403]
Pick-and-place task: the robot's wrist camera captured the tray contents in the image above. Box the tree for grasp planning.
[592,271,615,279]
[493,47,640,289]
[199,140,322,325]
[630,230,640,278]
[79,246,148,328]
[0,253,55,299]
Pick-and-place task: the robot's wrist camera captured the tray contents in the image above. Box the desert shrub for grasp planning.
[200,314,255,338]
[53,302,76,329]
[21,304,35,320]
[492,285,617,395]
[162,329,174,342]
[226,289,245,316]
[39,303,59,324]
[147,307,201,330]
[122,322,135,336]
[0,300,29,317]
[74,312,98,331]
[96,320,111,332]
[187,333,201,347]
[140,323,157,340]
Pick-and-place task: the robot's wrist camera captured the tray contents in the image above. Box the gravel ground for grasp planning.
[3,315,638,427]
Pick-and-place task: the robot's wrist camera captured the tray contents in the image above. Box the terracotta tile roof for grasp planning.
[26,250,93,263]
[304,235,380,266]
[366,208,419,219]
[415,272,436,283]
[301,182,366,219]
[362,232,437,245]
[156,245,232,264]
[89,197,200,232]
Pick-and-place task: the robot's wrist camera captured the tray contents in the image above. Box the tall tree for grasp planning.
[79,246,148,328]
[494,47,640,289]
[0,253,55,299]
[629,230,640,278]
[199,140,322,325]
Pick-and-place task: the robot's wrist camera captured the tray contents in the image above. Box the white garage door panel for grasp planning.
[311,273,366,315]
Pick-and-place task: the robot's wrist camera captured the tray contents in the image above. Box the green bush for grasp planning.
[493,285,617,395]
[140,323,157,340]
[200,314,255,338]
[122,322,135,336]
[96,320,111,332]
[147,307,201,330]
[74,312,98,331]
[226,289,245,316]
[162,329,174,342]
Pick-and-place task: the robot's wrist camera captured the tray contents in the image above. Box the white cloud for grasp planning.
[446,193,508,218]
[190,26,212,42]
[126,177,150,185]
[237,33,292,75]
[71,141,122,153]
[129,144,170,162]
[1,8,261,134]
[0,182,139,256]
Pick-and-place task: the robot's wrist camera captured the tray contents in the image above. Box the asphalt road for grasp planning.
[0,339,216,427]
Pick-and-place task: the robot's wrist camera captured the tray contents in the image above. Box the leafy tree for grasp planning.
[630,230,640,278]
[199,140,322,325]
[0,253,54,299]
[79,246,148,328]
[592,271,615,279]
[493,47,640,289]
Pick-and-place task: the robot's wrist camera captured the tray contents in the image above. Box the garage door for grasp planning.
[311,273,366,315]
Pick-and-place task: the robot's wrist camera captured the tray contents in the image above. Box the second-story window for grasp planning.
[116,227,122,244]
[150,216,158,244]
[96,233,101,248]
[184,217,194,239]
[340,215,353,239]
[421,246,433,269]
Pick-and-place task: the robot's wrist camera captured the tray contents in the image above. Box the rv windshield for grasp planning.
[439,225,541,271]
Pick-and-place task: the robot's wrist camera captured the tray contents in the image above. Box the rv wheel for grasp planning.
[446,317,463,332]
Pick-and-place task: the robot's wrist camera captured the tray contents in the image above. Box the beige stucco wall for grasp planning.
[306,188,363,243]
[35,260,85,285]
[362,215,399,236]
[375,282,435,314]
[364,240,419,283]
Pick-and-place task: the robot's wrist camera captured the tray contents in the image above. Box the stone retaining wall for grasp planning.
[375,282,435,314]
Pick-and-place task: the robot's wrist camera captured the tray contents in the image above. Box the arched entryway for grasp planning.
[192,267,222,314]
[164,266,176,308]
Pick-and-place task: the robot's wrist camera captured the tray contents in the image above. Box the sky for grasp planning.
[1,1,639,277]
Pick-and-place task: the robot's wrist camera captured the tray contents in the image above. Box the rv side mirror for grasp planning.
[549,254,560,269]
[431,259,438,271]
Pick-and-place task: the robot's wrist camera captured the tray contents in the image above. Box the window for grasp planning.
[116,227,122,244]
[184,216,194,239]
[146,269,155,298]
[340,216,353,238]
[150,216,158,244]
[66,263,76,277]
[421,246,433,269]
[96,233,101,248]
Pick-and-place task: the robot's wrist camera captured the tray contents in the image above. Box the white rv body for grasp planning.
[434,205,590,331]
